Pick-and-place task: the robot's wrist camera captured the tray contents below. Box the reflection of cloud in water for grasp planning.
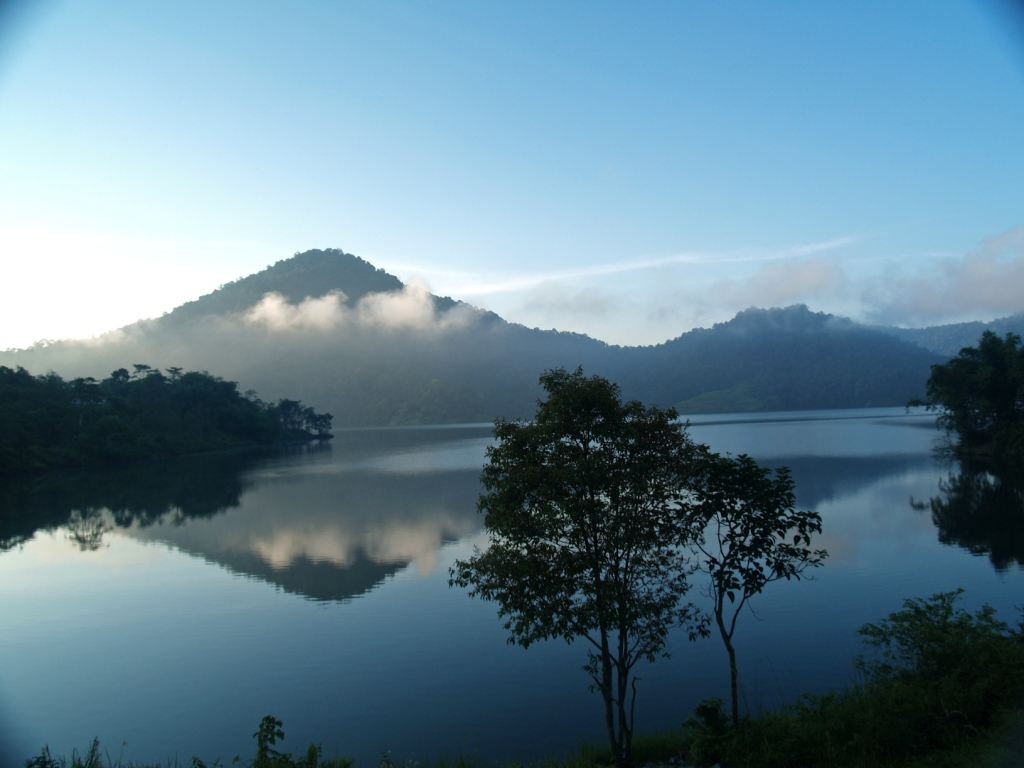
[245,514,469,576]
[124,463,484,601]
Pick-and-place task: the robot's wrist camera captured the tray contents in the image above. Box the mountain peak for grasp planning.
[164,248,405,324]
[718,305,856,335]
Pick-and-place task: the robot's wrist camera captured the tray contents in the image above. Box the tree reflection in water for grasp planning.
[0,445,300,552]
[915,464,1024,571]
[66,508,114,551]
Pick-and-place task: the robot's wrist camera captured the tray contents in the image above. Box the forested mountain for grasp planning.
[1,249,946,426]
[878,313,1024,357]
[164,249,405,323]
[615,307,942,414]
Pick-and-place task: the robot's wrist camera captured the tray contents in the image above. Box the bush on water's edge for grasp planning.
[24,591,1024,768]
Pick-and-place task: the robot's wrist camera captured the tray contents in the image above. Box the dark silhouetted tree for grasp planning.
[450,368,707,768]
[913,331,1024,463]
[691,453,827,726]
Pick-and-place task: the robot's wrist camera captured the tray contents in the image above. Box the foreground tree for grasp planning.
[450,368,707,768]
[691,453,827,726]
[912,330,1024,464]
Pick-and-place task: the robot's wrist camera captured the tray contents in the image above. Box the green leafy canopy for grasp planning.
[450,367,708,768]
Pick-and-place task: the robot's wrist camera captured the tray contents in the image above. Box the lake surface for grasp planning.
[2,407,1023,766]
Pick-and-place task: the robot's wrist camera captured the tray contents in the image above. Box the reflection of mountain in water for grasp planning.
[209,549,404,602]
[0,431,487,602]
[920,467,1024,571]
[128,464,484,602]
[9,425,1000,597]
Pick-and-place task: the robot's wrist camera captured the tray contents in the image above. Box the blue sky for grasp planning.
[1,0,1023,348]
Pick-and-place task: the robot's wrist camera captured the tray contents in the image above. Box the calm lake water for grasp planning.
[2,407,1023,766]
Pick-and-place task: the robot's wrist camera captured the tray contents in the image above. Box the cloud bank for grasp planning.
[864,227,1024,326]
[489,229,1024,340]
[707,257,847,309]
[243,278,477,334]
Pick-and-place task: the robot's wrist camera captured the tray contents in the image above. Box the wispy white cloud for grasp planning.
[452,236,857,297]
[456,253,714,296]
[356,277,476,332]
[788,236,858,256]
[639,256,851,338]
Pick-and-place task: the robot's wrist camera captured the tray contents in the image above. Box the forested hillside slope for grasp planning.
[615,307,942,414]
[878,313,1024,357]
[2,249,944,425]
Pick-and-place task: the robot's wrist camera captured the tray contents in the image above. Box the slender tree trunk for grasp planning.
[715,609,741,727]
[616,625,634,768]
[617,662,631,768]
[726,638,739,727]
[599,634,620,768]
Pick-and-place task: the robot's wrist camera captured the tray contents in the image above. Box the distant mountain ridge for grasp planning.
[1,249,946,425]
[876,314,1024,357]
[617,305,941,414]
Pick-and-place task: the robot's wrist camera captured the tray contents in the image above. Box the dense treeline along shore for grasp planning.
[912,330,1024,468]
[0,364,332,476]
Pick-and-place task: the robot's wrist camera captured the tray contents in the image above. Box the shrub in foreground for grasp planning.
[683,591,1024,768]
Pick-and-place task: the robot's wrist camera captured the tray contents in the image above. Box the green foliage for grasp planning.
[681,591,1024,768]
[244,715,349,768]
[856,590,1024,718]
[915,330,1024,463]
[0,365,332,476]
[451,367,707,768]
[691,452,827,725]
[680,698,732,765]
